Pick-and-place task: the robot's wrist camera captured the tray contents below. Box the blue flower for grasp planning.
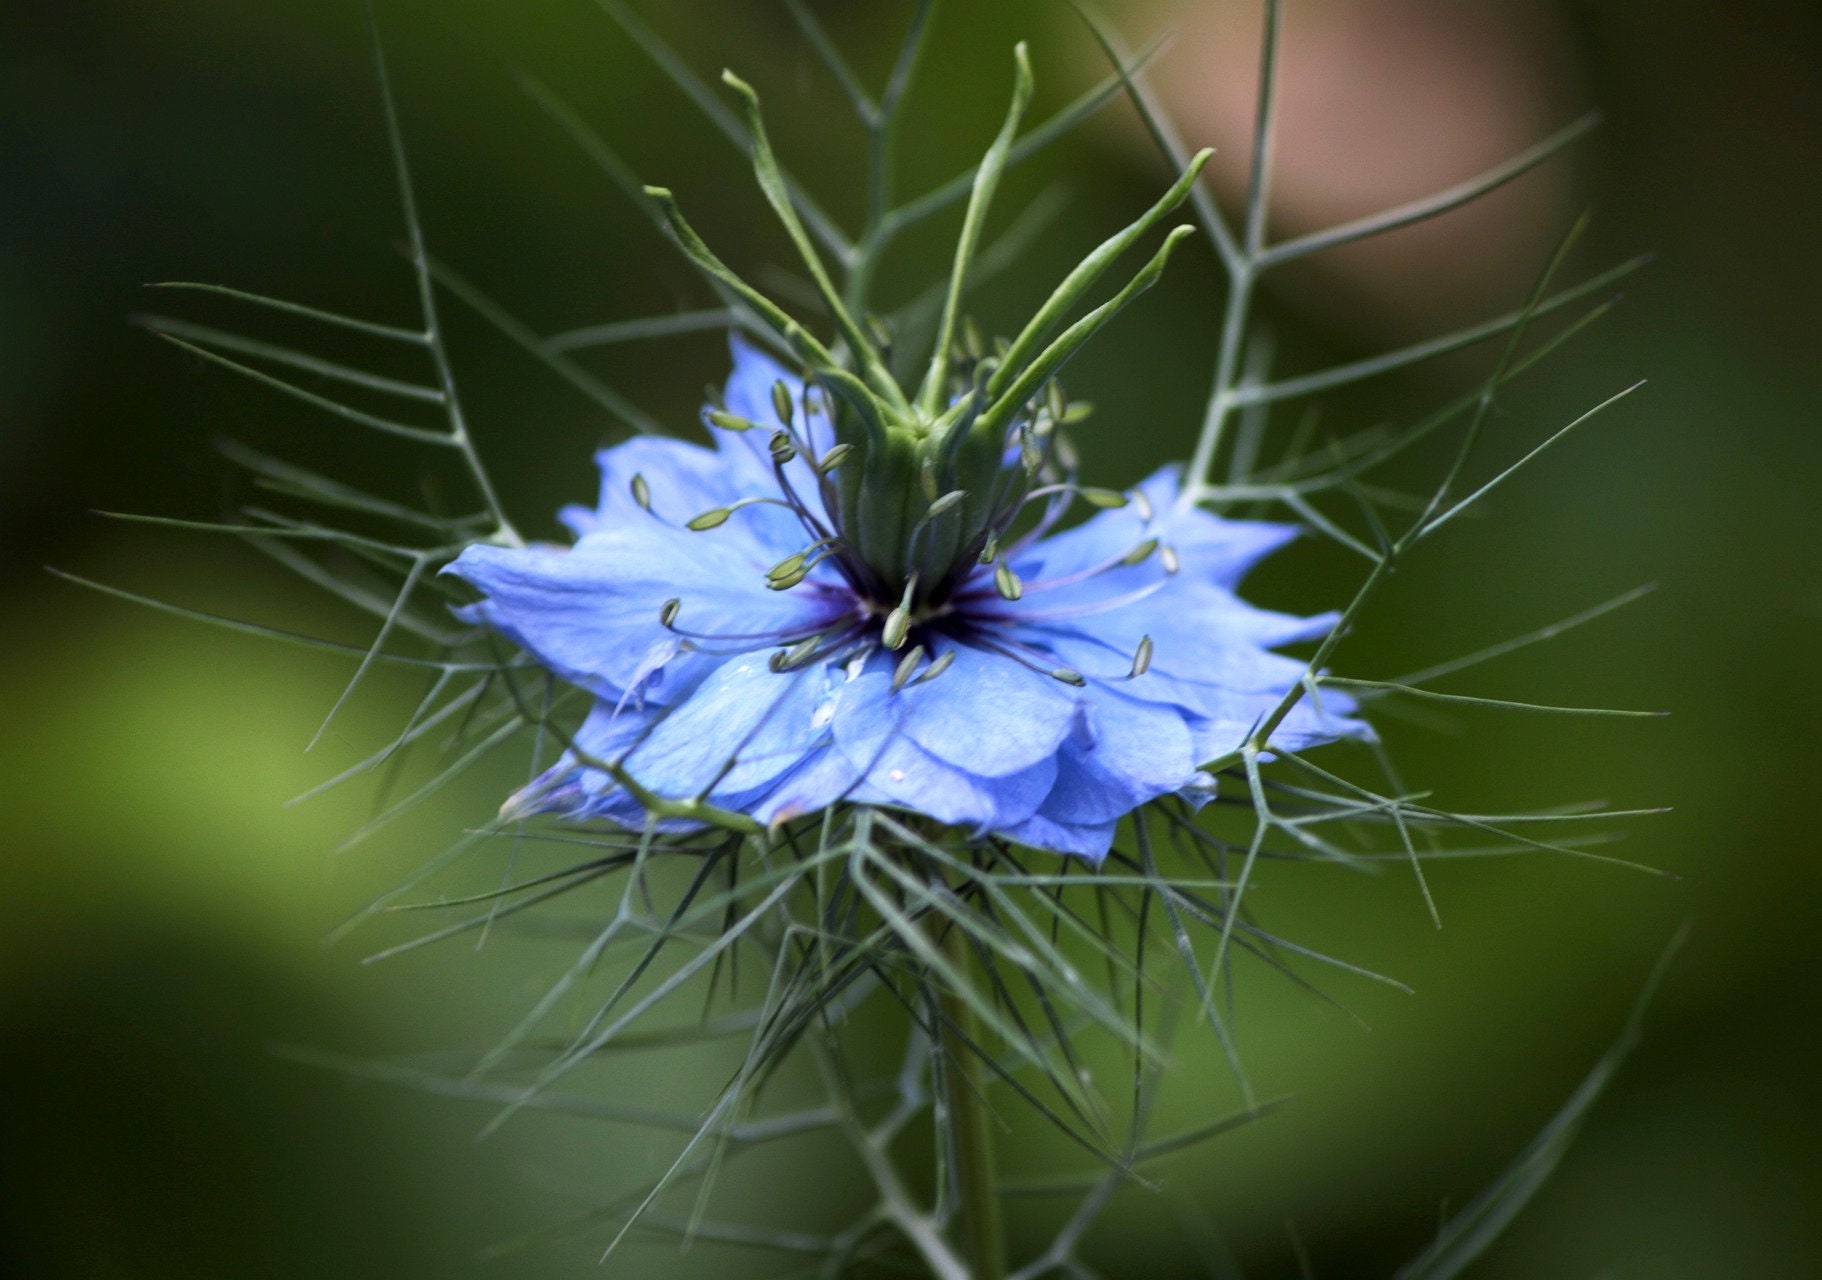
[447,340,1364,862]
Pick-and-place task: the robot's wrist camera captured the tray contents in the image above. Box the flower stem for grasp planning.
[940,920,1006,1280]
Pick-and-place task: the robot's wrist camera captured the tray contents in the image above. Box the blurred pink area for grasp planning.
[1143,0,1585,342]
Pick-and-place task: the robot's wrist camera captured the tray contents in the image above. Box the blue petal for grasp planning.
[566,436,759,537]
[833,645,1081,779]
[618,655,832,803]
[1013,466,1300,592]
[831,669,1058,828]
[702,337,836,532]
[720,337,835,456]
[514,699,662,825]
[1031,688,1198,826]
[748,745,866,827]
[993,811,1119,863]
[446,516,846,703]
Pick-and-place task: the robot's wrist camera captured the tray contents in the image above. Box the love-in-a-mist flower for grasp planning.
[447,336,1364,861]
[447,66,1362,861]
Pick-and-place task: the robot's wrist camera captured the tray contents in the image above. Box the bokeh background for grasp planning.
[4,0,1819,1276]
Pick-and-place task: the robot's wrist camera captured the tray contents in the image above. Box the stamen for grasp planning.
[1018,482,1127,509]
[993,559,1023,601]
[629,472,651,511]
[927,490,967,518]
[771,379,794,428]
[766,536,839,587]
[1121,538,1160,566]
[973,576,1171,624]
[1130,488,1154,522]
[968,634,1090,686]
[1130,634,1154,677]
[1018,425,1043,474]
[891,644,927,692]
[770,635,821,672]
[1078,487,1128,509]
[767,547,838,591]
[768,552,808,583]
[708,409,758,432]
[760,446,845,576]
[766,620,871,673]
[1159,544,1181,574]
[685,495,794,531]
[816,443,854,473]
[882,573,920,650]
[913,648,957,685]
[661,597,855,647]
[769,430,796,465]
[958,536,1158,604]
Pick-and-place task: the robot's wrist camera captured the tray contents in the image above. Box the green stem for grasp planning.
[940,919,1005,1280]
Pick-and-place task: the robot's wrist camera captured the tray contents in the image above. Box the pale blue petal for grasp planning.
[515,699,663,825]
[748,745,866,827]
[834,643,1080,779]
[446,515,847,702]
[572,436,757,535]
[705,337,836,532]
[1011,466,1299,591]
[619,655,832,803]
[993,811,1119,862]
[1032,689,1198,825]
[831,669,1058,828]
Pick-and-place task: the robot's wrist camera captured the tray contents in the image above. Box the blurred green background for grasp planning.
[4,1,1818,1276]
